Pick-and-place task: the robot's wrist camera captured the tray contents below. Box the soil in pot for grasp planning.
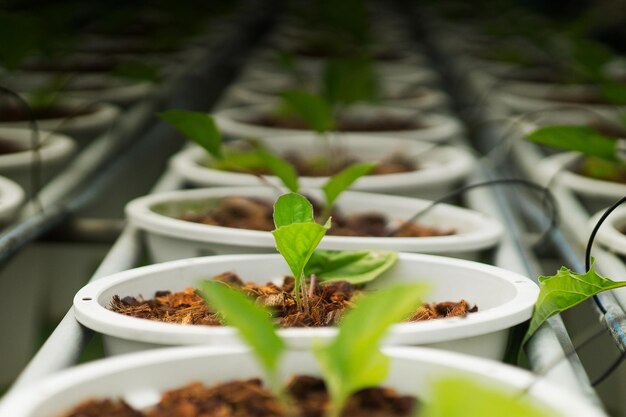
[110,272,476,328]
[61,375,416,417]
[177,196,455,238]
[249,113,423,132]
[0,101,95,122]
[213,151,417,177]
[0,138,28,154]
[19,56,121,73]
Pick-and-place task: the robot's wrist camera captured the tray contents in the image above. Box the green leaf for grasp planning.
[523,260,626,344]
[323,58,379,106]
[526,125,617,161]
[422,376,555,417]
[273,193,314,228]
[259,150,300,193]
[272,198,331,307]
[211,151,266,171]
[581,157,626,181]
[159,110,223,160]
[198,280,285,389]
[305,250,397,285]
[322,162,377,214]
[314,284,428,416]
[280,90,335,133]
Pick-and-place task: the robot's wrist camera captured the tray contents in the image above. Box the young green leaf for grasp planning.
[159,110,223,160]
[526,125,617,161]
[322,162,377,217]
[198,280,285,390]
[273,193,331,307]
[280,90,335,133]
[314,284,428,417]
[421,376,554,417]
[523,259,626,344]
[273,193,314,228]
[305,250,397,285]
[259,150,300,193]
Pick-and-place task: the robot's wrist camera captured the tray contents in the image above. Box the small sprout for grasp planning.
[112,61,161,83]
[199,280,286,393]
[159,110,223,160]
[526,125,618,162]
[272,193,330,309]
[314,283,428,417]
[280,90,335,133]
[321,161,377,220]
[323,58,379,106]
[259,150,300,193]
[523,258,626,345]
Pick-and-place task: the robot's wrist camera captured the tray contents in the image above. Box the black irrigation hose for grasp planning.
[386,178,558,244]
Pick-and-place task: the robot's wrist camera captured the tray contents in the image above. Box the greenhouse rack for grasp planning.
[0,3,607,416]
[0,0,275,403]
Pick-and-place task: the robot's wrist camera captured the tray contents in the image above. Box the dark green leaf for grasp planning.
[526,125,617,161]
[159,110,223,160]
[198,280,285,388]
[314,284,428,415]
[273,193,313,228]
[280,90,335,133]
[259,150,300,193]
[305,250,397,284]
[422,376,553,417]
[322,162,377,213]
[523,260,626,344]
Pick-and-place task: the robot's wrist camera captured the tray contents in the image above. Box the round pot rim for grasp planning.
[0,97,120,131]
[212,104,462,142]
[73,252,538,346]
[540,152,626,198]
[0,345,603,417]
[170,133,474,190]
[0,127,76,169]
[0,175,24,216]
[125,186,503,252]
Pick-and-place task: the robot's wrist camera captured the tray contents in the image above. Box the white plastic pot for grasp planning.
[590,207,626,257]
[228,77,449,111]
[170,134,474,199]
[126,187,502,262]
[0,175,24,225]
[0,346,604,417]
[496,85,621,118]
[0,127,76,194]
[0,98,120,145]
[213,105,463,142]
[539,152,626,210]
[3,72,157,107]
[73,252,537,358]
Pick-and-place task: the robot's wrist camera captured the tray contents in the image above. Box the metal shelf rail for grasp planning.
[0,0,275,405]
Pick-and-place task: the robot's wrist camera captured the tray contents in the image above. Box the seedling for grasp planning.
[160,110,378,219]
[199,280,285,393]
[272,192,396,309]
[199,273,426,416]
